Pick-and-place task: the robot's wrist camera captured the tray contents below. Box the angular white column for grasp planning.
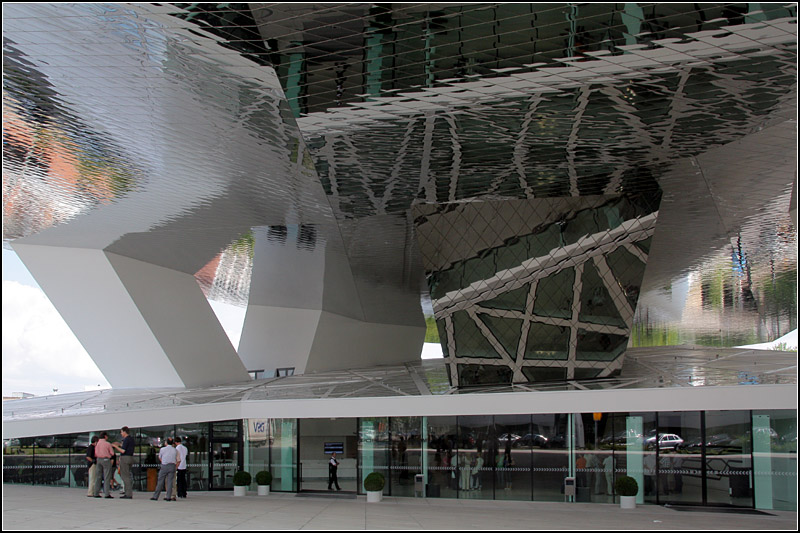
[238,225,425,376]
[12,243,250,388]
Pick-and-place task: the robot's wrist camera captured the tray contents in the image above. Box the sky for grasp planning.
[2,248,443,397]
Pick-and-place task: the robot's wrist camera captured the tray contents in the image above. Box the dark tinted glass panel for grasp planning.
[533,268,575,319]
[605,246,646,310]
[481,284,529,312]
[523,323,569,360]
[177,423,209,491]
[35,434,71,488]
[705,411,752,507]
[656,411,702,505]
[426,417,458,499]
[452,310,501,358]
[494,415,532,501]
[390,417,422,497]
[532,414,569,501]
[575,331,627,361]
[522,367,567,382]
[457,416,493,499]
[478,314,522,359]
[458,364,513,386]
[575,413,614,503]
[2,437,34,485]
[578,262,626,327]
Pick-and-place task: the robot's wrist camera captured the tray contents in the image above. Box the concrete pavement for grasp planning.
[2,485,797,530]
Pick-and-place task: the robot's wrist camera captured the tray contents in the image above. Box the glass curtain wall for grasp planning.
[177,423,210,490]
[389,417,422,497]
[656,411,703,505]
[358,417,389,493]
[608,412,657,505]
[269,418,297,492]
[752,409,797,511]
[494,414,532,501]
[426,416,458,498]
[457,416,492,499]
[705,410,753,507]
[531,413,569,501]
[3,409,796,510]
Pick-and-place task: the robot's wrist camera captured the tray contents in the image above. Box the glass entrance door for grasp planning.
[210,442,239,490]
[298,418,358,492]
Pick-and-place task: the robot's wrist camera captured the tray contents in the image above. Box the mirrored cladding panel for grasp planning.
[415,193,661,386]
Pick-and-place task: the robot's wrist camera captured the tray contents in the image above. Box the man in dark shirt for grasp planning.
[85,436,98,497]
[112,426,135,499]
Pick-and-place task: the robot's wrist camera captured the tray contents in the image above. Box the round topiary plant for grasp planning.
[614,475,638,497]
[255,470,272,486]
[363,472,385,492]
[233,470,252,487]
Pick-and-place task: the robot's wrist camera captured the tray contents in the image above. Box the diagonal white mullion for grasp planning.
[467,308,515,364]
[419,112,437,203]
[381,118,417,212]
[443,113,461,203]
[567,262,585,380]
[513,95,542,197]
[623,241,648,264]
[474,306,526,320]
[592,254,634,325]
[432,212,658,316]
[443,314,459,387]
[514,280,538,382]
[340,135,379,212]
[567,86,592,196]
[321,134,340,210]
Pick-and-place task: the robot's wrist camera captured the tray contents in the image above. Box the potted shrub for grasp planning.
[255,470,272,496]
[615,475,638,509]
[233,470,251,497]
[364,472,385,503]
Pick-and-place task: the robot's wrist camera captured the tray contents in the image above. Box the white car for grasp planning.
[645,433,684,450]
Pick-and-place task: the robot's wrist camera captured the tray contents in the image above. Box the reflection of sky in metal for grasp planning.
[2,345,795,422]
[2,4,796,348]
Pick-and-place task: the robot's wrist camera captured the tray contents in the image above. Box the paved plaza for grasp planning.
[2,485,797,530]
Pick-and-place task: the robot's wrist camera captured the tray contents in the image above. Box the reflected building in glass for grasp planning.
[2,2,796,511]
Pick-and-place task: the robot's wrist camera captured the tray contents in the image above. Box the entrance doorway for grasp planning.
[298,418,358,492]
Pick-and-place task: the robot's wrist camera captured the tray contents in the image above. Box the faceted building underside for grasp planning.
[2,3,797,389]
[416,193,661,385]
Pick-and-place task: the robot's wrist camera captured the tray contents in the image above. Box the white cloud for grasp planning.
[2,280,109,396]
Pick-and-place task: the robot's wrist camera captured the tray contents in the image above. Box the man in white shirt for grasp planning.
[175,437,189,498]
[150,438,180,501]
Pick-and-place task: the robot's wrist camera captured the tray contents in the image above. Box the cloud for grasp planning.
[2,280,109,396]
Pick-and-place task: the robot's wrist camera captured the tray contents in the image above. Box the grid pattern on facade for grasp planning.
[3,346,795,422]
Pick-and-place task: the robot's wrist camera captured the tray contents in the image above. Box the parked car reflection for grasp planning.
[644,433,684,450]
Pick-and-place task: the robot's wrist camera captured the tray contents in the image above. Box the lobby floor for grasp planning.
[2,485,797,530]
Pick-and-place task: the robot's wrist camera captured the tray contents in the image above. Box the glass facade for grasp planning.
[4,410,796,511]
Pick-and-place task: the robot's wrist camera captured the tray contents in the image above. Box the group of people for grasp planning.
[85,426,135,499]
[150,436,189,501]
[84,426,189,501]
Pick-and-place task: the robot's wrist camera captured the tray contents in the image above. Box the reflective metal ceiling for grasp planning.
[2,3,797,361]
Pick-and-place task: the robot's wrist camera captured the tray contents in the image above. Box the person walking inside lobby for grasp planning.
[150,438,180,501]
[93,432,115,498]
[328,452,341,491]
[111,426,135,499]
